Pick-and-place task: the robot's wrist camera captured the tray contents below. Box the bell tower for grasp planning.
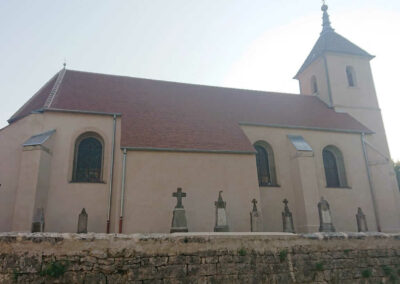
[295,3,400,232]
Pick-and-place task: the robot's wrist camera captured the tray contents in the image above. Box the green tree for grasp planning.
[394,161,400,190]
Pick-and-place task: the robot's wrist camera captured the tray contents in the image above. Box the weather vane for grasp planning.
[63,58,67,69]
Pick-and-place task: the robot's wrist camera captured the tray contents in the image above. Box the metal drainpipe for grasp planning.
[106,114,117,233]
[361,133,381,232]
[119,148,127,234]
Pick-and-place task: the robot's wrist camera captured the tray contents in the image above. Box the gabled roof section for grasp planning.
[8,73,58,123]
[8,68,66,123]
[294,4,374,78]
[8,69,372,153]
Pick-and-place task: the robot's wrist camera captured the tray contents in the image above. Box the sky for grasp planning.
[0,0,399,160]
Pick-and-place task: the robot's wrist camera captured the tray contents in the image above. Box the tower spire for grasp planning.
[321,1,334,35]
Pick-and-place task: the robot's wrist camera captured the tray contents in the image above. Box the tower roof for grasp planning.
[294,4,374,78]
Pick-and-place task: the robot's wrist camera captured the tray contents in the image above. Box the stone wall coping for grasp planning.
[1,231,399,242]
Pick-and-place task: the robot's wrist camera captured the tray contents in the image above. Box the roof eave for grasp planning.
[239,121,374,135]
[7,109,44,124]
[293,51,375,80]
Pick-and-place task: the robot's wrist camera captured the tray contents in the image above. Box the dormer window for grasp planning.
[311,75,318,94]
[346,66,356,87]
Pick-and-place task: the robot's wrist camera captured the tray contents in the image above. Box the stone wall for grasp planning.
[1,232,400,283]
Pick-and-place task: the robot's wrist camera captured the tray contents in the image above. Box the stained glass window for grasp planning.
[254,142,277,186]
[73,134,103,182]
[323,146,347,188]
[323,149,340,187]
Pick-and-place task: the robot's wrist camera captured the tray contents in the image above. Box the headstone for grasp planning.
[282,199,295,233]
[356,207,368,232]
[170,188,189,233]
[77,208,88,233]
[250,199,262,232]
[318,197,335,232]
[214,191,229,232]
[31,208,45,233]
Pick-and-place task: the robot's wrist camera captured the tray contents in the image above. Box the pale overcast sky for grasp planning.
[0,0,399,160]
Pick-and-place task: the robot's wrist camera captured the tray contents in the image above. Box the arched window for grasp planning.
[346,66,356,87]
[311,75,318,94]
[323,146,348,187]
[254,141,277,186]
[73,132,103,183]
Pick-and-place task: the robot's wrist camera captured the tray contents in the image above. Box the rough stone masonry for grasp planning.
[1,232,400,283]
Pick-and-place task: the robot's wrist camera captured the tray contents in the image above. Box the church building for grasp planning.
[1,4,399,234]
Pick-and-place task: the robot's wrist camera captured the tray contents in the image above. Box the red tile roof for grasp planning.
[9,69,372,152]
[9,74,58,122]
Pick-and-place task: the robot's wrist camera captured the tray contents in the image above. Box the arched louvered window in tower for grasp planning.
[254,141,277,186]
[311,75,318,94]
[323,145,348,188]
[346,66,356,87]
[73,132,104,183]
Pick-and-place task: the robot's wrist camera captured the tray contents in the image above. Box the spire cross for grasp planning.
[173,188,186,208]
[283,198,288,206]
[321,1,334,34]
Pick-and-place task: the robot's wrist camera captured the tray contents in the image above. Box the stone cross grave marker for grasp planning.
[282,199,295,233]
[170,188,189,233]
[77,208,88,234]
[250,199,262,232]
[214,191,229,232]
[318,197,335,232]
[356,207,368,232]
[31,208,45,233]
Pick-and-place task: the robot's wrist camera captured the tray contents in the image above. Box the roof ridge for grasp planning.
[64,69,302,97]
[43,68,66,108]
[326,32,373,56]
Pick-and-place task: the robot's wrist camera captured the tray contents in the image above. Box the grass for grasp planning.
[315,262,324,271]
[12,270,19,281]
[383,265,393,276]
[40,261,69,278]
[343,249,351,256]
[279,249,288,262]
[361,268,372,278]
[381,265,399,283]
[238,247,247,256]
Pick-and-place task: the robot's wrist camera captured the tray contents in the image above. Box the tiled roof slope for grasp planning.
[9,73,59,123]
[295,31,374,78]
[9,70,372,152]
